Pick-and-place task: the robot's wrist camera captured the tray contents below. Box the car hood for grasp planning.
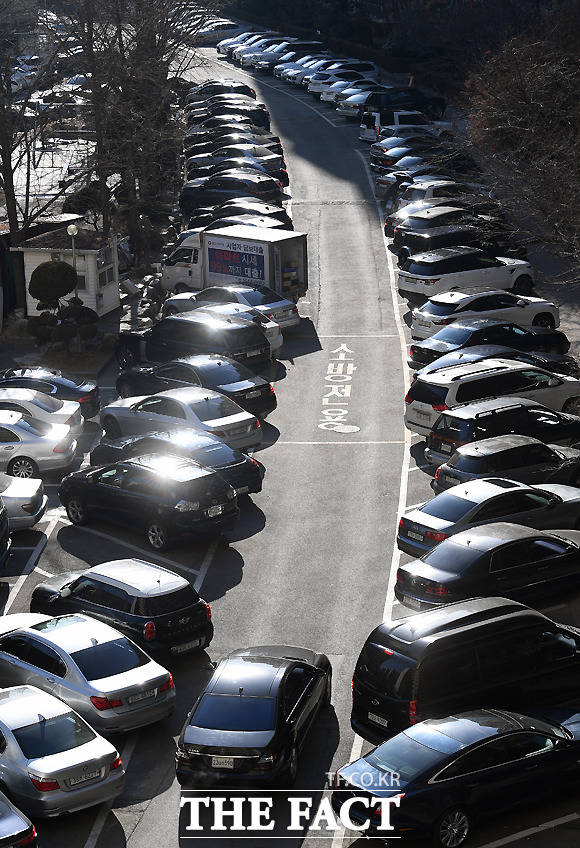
[183,726,275,749]
[339,759,405,795]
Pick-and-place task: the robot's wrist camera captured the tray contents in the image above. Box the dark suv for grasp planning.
[425,397,580,466]
[115,313,271,371]
[352,597,580,742]
[30,559,213,657]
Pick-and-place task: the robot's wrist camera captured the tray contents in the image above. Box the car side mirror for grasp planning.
[547,497,559,509]
[516,299,527,307]
[60,588,71,599]
[547,378,560,387]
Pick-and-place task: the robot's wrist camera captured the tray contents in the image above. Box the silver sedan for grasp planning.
[0,684,124,817]
[0,410,77,478]
[185,284,301,329]
[100,386,262,451]
[0,389,82,436]
[0,472,47,530]
[0,613,175,734]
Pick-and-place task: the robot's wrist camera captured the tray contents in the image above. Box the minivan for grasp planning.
[352,597,580,742]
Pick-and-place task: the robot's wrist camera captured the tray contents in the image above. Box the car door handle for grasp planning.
[2,447,14,451]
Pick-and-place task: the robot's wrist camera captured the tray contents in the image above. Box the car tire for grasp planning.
[66,497,89,526]
[434,807,471,848]
[146,521,170,551]
[117,345,136,369]
[532,313,556,329]
[564,398,580,416]
[512,275,533,295]
[323,670,332,706]
[8,456,38,479]
[103,416,121,438]
[117,381,133,399]
[174,284,190,295]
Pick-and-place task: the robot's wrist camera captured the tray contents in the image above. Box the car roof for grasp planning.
[457,434,542,456]
[169,354,242,369]
[0,411,24,426]
[421,358,531,386]
[211,655,287,696]
[407,709,525,753]
[380,597,547,656]
[0,685,71,731]
[441,396,539,419]
[448,522,541,552]
[434,477,528,503]
[409,247,482,263]
[157,385,222,403]
[122,453,216,481]
[102,429,223,449]
[86,559,189,597]
[428,290,505,306]
[406,206,465,221]
[26,613,123,653]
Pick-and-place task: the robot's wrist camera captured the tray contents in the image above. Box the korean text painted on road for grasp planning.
[318,344,360,434]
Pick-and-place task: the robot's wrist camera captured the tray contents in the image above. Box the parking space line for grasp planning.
[35,567,54,577]
[193,537,219,592]
[274,440,405,445]
[83,732,139,848]
[408,464,431,472]
[481,814,580,848]
[4,516,61,614]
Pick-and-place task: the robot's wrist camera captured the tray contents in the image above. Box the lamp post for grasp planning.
[67,223,79,298]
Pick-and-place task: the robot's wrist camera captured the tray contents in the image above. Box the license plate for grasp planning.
[407,531,423,541]
[247,349,261,357]
[368,713,389,728]
[415,410,430,419]
[207,505,224,517]
[172,638,201,654]
[440,443,452,453]
[245,390,260,399]
[416,320,429,327]
[69,770,100,786]
[235,486,249,495]
[211,756,234,769]
[403,595,422,609]
[128,688,155,704]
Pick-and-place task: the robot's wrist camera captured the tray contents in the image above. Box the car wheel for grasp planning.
[323,670,332,706]
[103,416,121,438]
[66,497,88,526]
[146,522,169,551]
[435,807,471,848]
[8,456,38,478]
[174,284,190,294]
[117,345,136,369]
[564,398,580,416]
[532,313,556,329]
[117,381,133,399]
[512,275,533,295]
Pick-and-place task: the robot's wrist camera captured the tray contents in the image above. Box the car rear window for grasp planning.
[357,641,415,700]
[192,395,241,421]
[199,361,248,384]
[14,712,95,759]
[432,326,474,344]
[196,442,240,464]
[191,694,275,731]
[366,732,446,786]
[451,454,488,473]
[432,415,474,441]
[420,493,476,522]
[71,637,150,681]
[421,540,478,571]
[134,585,199,617]
[407,381,448,406]
[423,302,456,317]
[241,287,284,306]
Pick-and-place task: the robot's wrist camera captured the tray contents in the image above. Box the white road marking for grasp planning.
[408,463,432,472]
[35,567,54,577]
[193,536,219,592]
[83,732,139,848]
[272,440,405,445]
[4,516,61,613]
[317,334,396,338]
[481,813,580,848]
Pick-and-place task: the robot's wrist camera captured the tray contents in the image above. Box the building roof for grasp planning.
[13,227,111,252]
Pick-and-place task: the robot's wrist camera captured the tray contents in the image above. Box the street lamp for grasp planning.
[67,223,79,299]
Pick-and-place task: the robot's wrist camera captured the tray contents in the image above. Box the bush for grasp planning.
[58,303,83,321]
[29,261,78,302]
[77,306,98,325]
[51,324,77,342]
[78,324,98,340]
[38,311,58,326]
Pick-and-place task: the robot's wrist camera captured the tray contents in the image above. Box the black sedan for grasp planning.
[186,81,256,103]
[184,126,281,150]
[89,430,264,496]
[395,522,580,610]
[409,319,571,368]
[185,132,283,156]
[115,355,277,419]
[175,645,332,786]
[59,454,239,550]
[179,173,282,214]
[411,344,580,381]
[0,367,99,418]
[187,199,293,230]
[186,159,289,188]
[332,709,580,848]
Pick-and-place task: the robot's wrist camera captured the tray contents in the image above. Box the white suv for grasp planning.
[397,247,535,301]
[411,290,559,340]
[404,359,580,436]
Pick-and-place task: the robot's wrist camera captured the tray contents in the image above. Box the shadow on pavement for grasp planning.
[281,318,322,361]
[225,499,266,543]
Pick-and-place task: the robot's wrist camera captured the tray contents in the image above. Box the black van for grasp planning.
[115,312,272,371]
[352,597,580,743]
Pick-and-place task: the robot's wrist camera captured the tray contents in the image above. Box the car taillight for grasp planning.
[269,384,275,394]
[255,419,261,428]
[53,440,69,453]
[279,181,283,188]
[110,754,123,771]
[250,458,259,467]
[398,518,405,530]
[425,584,451,596]
[90,695,122,710]
[424,530,448,542]
[21,502,36,514]
[409,346,415,357]
[434,468,441,480]
[409,700,421,725]
[205,603,212,620]
[404,393,412,404]
[16,826,37,846]
[78,395,91,402]
[432,403,448,411]
[373,794,405,815]
[160,673,174,692]
[143,621,156,641]
[29,775,59,791]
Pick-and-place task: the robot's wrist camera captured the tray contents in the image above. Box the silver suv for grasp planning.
[405,359,580,436]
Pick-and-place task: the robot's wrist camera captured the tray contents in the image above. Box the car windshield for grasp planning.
[134,585,199,616]
[421,540,478,571]
[191,694,276,731]
[200,361,249,384]
[241,288,284,306]
[71,637,150,681]
[366,733,445,785]
[193,395,241,421]
[13,712,96,759]
[420,493,476,522]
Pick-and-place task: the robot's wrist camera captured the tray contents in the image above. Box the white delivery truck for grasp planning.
[160,225,308,301]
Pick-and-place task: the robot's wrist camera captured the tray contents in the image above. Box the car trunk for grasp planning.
[28,737,113,792]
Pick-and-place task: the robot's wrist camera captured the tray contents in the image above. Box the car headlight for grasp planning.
[175,500,200,512]
[227,489,236,501]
